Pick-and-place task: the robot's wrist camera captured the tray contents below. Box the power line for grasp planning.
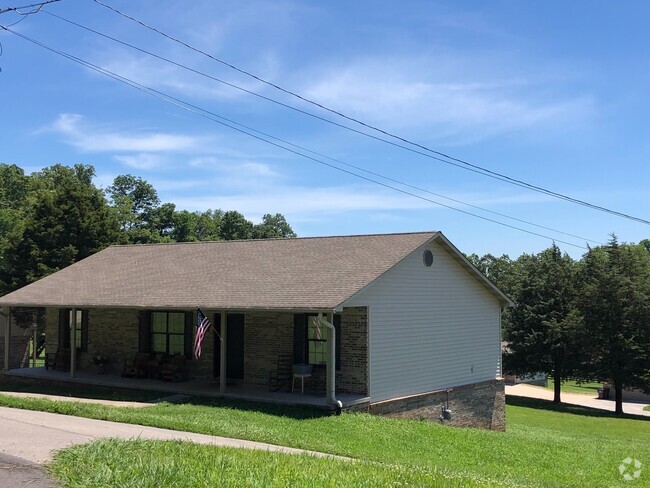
[91,0,650,227]
[0,0,60,15]
[0,24,593,249]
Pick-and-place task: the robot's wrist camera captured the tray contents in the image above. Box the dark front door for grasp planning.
[213,313,245,380]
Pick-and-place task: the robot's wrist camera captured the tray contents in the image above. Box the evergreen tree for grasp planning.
[506,244,582,403]
[576,236,650,414]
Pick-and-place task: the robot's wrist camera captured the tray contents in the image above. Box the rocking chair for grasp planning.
[268,353,292,392]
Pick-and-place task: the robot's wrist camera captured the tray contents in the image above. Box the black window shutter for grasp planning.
[138,311,151,353]
[334,314,341,371]
[293,314,306,363]
[58,309,70,349]
[184,311,193,359]
[81,310,89,352]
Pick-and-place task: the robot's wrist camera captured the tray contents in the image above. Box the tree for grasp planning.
[0,164,30,291]
[107,174,160,220]
[253,213,297,239]
[1,164,121,292]
[219,211,254,240]
[106,175,168,243]
[506,244,582,403]
[576,236,650,414]
[170,209,222,242]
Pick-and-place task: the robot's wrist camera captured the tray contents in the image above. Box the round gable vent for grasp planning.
[423,249,433,267]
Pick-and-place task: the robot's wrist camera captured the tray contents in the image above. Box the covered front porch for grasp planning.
[2,303,369,410]
[1,366,370,410]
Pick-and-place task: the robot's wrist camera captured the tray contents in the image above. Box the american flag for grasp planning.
[194,308,212,359]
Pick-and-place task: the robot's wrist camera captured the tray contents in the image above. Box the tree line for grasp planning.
[468,237,650,414]
[0,163,296,295]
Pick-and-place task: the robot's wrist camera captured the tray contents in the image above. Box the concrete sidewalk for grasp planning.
[0,406,346,465]
[506,384,650,417]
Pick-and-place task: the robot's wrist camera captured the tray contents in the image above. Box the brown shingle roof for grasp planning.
[0,232,438,310]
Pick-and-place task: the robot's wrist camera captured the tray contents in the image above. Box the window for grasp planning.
[151,312,185,355]
[293,314,340,369]
[58,309,88,352]
[71,310,83,350]
[307,316,328,365]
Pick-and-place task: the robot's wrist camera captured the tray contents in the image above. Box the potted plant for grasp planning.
[92,353,108,374]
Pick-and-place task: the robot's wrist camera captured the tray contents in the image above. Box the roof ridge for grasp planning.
[109,231,438,248]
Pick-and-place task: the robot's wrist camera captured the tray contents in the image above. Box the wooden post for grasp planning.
[2,307,10,371]
[70,308,77,378]
[220,310,227,393]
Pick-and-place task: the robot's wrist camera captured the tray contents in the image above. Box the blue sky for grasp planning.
[1,0,648,258]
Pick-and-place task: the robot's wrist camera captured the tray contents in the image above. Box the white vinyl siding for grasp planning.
[344,241,502,402]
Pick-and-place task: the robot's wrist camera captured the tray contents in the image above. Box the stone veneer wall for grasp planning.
[366,379,505,431]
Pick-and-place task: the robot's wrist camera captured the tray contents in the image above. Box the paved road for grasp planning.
[0,453,57,488]
[506,384,650,417]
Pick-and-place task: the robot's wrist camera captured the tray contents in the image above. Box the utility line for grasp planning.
[91,0,650,227]
[0,0,60,15]
[0,24,594,249]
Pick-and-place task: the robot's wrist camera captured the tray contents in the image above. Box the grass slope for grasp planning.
[0,393,647,487]
[50,440,506,488]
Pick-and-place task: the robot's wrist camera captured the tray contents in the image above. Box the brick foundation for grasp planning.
[367,379,505,431]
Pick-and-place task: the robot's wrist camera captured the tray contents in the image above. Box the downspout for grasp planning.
[317,312,342,410]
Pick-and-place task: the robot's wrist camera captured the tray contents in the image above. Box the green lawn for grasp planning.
[645,405,650,412]
[0,392,647,487]
[546,379,602,395]
[50,440,506,487]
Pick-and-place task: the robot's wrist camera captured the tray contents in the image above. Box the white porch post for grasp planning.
[70,308,77,378]
[220,310,227,393]
[2,307,10,371]
[32,315,37,368]
[318,312,337,405]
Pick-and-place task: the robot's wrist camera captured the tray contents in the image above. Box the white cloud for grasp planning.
[300,56,594,142]
[45,113,203,153]
[114,153,167,170]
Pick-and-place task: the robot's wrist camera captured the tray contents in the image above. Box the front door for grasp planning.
[213,313,245,380]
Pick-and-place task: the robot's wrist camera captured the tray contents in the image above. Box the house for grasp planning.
[0,231,512,430]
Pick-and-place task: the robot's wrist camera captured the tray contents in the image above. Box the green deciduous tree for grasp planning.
[1,164,121,292]
[253,213,297,239]
[219,210,254,240]
[576,236,650,414]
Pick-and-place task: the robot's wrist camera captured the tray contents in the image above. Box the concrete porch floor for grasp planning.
[1,367,370,410]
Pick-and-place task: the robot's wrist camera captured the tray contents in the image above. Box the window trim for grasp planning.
[301,313,341,370]
[151,311,186,356]
[59,309,88,352]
